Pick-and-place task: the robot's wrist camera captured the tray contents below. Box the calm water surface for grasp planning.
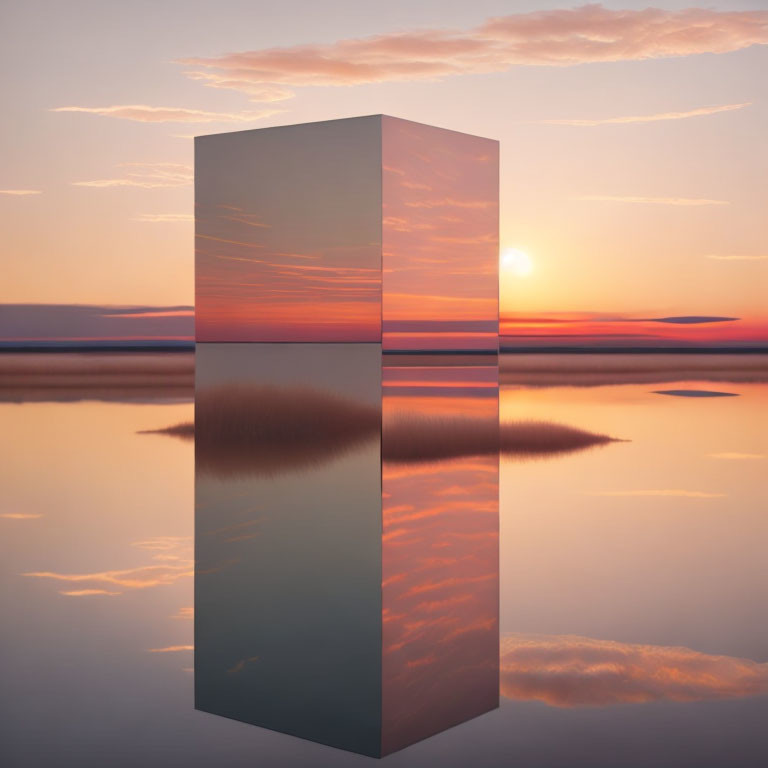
[1,353,766,767]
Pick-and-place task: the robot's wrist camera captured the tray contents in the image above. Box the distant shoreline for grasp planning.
[499,346,768,355]
[1,343,767,355]
[0,343,194,353]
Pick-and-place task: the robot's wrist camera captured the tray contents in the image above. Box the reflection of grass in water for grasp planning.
[384,416,619,462]
[144,385,621,474]
[146,385,380,477]
[501,420,620,457]
[149,422,194,438]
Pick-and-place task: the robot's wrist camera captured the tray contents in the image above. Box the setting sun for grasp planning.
[501,248,533,277]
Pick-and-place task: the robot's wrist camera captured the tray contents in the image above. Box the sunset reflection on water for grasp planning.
[0,351,766,767]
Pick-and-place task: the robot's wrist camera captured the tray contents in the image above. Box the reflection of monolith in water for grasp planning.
[194,115,499,757]
[380,356,499,755]
[195,344,384,756]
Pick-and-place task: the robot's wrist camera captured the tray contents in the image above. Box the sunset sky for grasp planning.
[1,1,766,344]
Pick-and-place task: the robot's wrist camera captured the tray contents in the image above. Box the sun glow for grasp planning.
[501,248,533,277]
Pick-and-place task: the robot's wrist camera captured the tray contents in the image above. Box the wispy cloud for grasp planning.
[73,162,192,190]
[121,162,191,175]
[52,105,280,123]
[24,536,193,594]
[105,309,193,318]
[404,197,496,210]
[706,254,768,261]
[24,563,193,591]
[538,102,751,126]
[588,489,725,498]
[132,536,191,552]
[709,452,765,460]
[73,179,188,189]
[183,72,294,103]
[73,180,160,189]
[178,5,768,100]
[0,189,41,196]
[575,195,729,206]
[1,513,43,519]
[147,645,194,653]
[133,213,193,223]
[501,633,768,706]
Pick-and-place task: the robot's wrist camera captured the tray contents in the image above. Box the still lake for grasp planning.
[1,352,766,767]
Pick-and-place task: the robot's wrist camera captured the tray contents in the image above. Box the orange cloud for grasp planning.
[403,198,496,210]
[24,563,193,591]
[183,72,294,103]
[500,634,768,706]
[1,513,43,519]
[706,254,768,261]
[709,452,765,460]
[575,195,729,206]
[148,645,194,653]
[52,105,280,123]
[104,309,194,318]
[24,536,193,594]
[178,5,768,98]
[588,489,724,498]
[73,179,180,189]
[73,161,192,189]
[133,213,193,223]
[481,6,768,62]
[538,102,751,126]
[0,189,42,196]
[132,536,191,552]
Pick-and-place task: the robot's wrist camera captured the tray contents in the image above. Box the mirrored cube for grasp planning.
[195,115,499,351]
[195,115,499,757]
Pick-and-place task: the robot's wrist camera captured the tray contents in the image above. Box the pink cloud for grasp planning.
[538,102,752,126]
[501,634,768,706]
[147,645,194,653]
[575,195,730,206]
[172,606,194,620]
[132,213,194,222]
[0,513,43,519]
[73,161,192,189]
[52,105,280,123]
[178,5,768,99]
